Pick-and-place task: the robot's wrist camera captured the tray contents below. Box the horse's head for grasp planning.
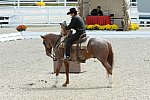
[60,21,67,28]
[41,35,53,57]
[60,21,72,36]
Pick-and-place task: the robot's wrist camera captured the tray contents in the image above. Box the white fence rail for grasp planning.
[0,32,24,42]
[129,12,150,27]
[0,6,77,27]
[0,0,78,6]
[139,13,150,27]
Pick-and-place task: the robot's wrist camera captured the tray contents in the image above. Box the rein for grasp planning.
[50,35,62,61]
[51,29,71,60]
[53,35,62,48]
[49,25,71,60]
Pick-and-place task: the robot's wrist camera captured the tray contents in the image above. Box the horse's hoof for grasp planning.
[52,85,57,88]
[62,84,67,87]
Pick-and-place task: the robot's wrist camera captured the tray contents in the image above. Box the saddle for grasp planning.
[59,33,90,63]
[74,33,89,63]
[59,33,89,49]
[74,34,87,43]
[72,33,89,49]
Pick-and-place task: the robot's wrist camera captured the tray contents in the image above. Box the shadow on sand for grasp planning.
[21,85,111,91]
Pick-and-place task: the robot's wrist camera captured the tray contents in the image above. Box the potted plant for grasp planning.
[16,25,27,32]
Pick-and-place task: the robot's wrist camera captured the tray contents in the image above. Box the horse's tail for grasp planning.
[107,41,114,69]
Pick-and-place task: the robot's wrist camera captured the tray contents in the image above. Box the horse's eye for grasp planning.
[43,42,46,45]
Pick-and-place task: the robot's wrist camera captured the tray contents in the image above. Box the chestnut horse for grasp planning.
[41,22,114,88]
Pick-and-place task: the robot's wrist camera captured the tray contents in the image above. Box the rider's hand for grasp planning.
[65,26,69,30]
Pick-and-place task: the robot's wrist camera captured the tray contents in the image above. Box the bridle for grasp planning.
[43,41,56,60]
[43,21,71,60]
[43,35,62,61]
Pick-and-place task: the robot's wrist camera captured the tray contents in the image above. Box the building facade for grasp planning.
[87,0,150,27]
[127,0,150,26]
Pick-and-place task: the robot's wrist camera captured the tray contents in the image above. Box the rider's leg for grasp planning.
[65,33,81,59]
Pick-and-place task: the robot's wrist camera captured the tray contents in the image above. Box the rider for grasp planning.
[64,8,86,60]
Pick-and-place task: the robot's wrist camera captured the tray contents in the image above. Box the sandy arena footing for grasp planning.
[0,37,150,100]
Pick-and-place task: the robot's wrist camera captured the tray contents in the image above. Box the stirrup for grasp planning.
[63,56,71,61]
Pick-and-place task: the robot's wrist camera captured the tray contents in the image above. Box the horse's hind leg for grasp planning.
[102,61,112,75]
[97,57,113,88]
[101,61,113,88]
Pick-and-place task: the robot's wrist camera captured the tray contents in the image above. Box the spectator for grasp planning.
[91,6,103,16]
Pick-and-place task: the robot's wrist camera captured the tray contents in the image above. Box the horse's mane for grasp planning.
[43,33,61,46]
[44,33,61,39]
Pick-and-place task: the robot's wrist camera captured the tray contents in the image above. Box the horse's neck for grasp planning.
[61,28,70,36]
[48,34,61,47]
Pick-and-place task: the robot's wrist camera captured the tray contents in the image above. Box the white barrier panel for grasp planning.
[0,32,24,42]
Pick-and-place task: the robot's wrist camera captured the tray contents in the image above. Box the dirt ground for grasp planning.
[0,37,150,100]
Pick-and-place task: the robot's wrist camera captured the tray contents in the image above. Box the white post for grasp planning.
[57,0,60,5]
[64,0,66,6]
[17,0,20,7]
[13,0,15,6]
[41,0,43,2]
[48,7,50,24]
[83,0,90,18]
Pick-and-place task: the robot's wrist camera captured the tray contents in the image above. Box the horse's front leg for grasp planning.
[62,60,69,87]
[52,59,62,88]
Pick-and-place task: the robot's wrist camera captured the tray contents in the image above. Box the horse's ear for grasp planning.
[60,23,61,25]
[40,35,44,39]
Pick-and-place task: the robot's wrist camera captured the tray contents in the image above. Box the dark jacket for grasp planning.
[91,9,103,16]
[67,15,85,32]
